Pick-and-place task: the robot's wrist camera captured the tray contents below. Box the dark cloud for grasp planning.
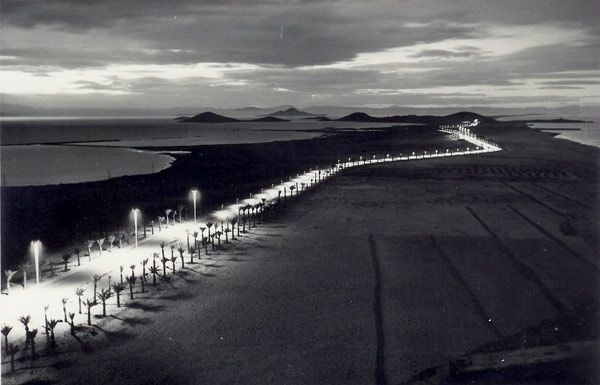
[1,0,599,108]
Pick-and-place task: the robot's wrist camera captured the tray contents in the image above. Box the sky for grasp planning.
[1,0,599,110]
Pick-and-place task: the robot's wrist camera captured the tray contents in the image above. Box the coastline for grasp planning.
[1,121,598,384]
[0,125,453,268]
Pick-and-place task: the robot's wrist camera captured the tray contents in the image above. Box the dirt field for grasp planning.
[2,127,599,384]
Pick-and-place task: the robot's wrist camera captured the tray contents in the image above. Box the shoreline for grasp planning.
[0,125,455,268]
[1,122,598,384]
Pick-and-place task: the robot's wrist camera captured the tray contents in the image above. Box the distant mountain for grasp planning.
[518,118,589,123]
[178,112,240,123]
[334,111,495,125]
[177,111,289,123]
[250,116,289,122]
[267,107,318,118]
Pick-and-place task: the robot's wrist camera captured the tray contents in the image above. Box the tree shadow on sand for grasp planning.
[221,256,248,262]
[71,334,95,354]
[156,291,194,302]
[184,267,216,277]
[92,325,136,342]
[18,379,55,385]
[126,302,166,313]
[110,315,153,327]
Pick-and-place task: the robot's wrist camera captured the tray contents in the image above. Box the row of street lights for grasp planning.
[25,129,497,288]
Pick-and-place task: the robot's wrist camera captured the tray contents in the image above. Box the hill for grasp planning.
[249,116,289,122]
[334,111,495,125]
[267,107,318,118]
[178,112,240,123]
[177,112,289,123]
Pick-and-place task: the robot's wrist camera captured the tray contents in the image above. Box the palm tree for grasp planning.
[206,222,214,241]
[85,299,96,326]
[1,325,12,354]
[86,240,95,261]
[97,288,112,317]
[161,256,169,277]
[149,266,159,286]
[19,263,29,289]
[170,244,175,261]
[126,276,136,300]
[67,312,76,335]
[139,274,146,293]
[170,256,177,273]
[120,266,124,284]
[112,283,126,307]
[7,343,19,372]
[108,235,116,252]
[199,227,206,246]
[188,246,196,264]
[48,260,57,277]
[61,298,68,322]
[97,238,105,257]
[4,269,17,295]
[47,319,59,348]
[76,288,85,313]
[92,274,102,302]
[210,233,216,251]
[157,216,163,231]
[224,228,231,243]
[230,218,238,240]
[289,184,296,197]
[178,247,185,269]
[160,242,166,261]
[202,236,209,255]
[165,209,173,227]
[19,315,31,349]
[177,203,185,222]
[42,305,49,341]
[72,248,81,267]
[193,231,199,251]
[216,231,222,247]
[27,329,38,359]
[130,264,136,279]
[140,258,149,278]
[61,253,71,272]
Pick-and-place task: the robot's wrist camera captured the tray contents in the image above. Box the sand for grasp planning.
[1,125,599,384]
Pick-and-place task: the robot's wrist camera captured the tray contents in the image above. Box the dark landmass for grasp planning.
[177,111,241,123]
[335,111,496,125]
[531,127,582,131]
[523,118,591,123]
[266,107,319,118]
[177,111,289,123]
[250,116,289,122]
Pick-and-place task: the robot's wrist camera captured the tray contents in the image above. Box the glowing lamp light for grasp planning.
[31,240,41,285]
[191,189,199,223]
[132,208,139,249]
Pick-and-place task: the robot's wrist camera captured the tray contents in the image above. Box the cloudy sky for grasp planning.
[1,0,599,110]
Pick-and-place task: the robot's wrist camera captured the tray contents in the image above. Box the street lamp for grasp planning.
[31,240,41,285]
[191,189,199,223]
[132,208,139,248]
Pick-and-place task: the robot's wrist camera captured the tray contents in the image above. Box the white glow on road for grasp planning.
[0,128,500,345]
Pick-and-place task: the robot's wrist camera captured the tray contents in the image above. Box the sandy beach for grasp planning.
[1,123,598,384]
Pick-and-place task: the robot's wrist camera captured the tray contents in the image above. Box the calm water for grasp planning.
[0,117,392,186]
[497,115,600,149]
[527,122,600,149]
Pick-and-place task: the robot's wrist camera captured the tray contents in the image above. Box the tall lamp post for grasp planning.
[191,189,198,223]
[132,208,139,249]
[32,240,41,285]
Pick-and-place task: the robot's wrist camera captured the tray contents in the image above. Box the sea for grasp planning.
[0,117,392,186]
